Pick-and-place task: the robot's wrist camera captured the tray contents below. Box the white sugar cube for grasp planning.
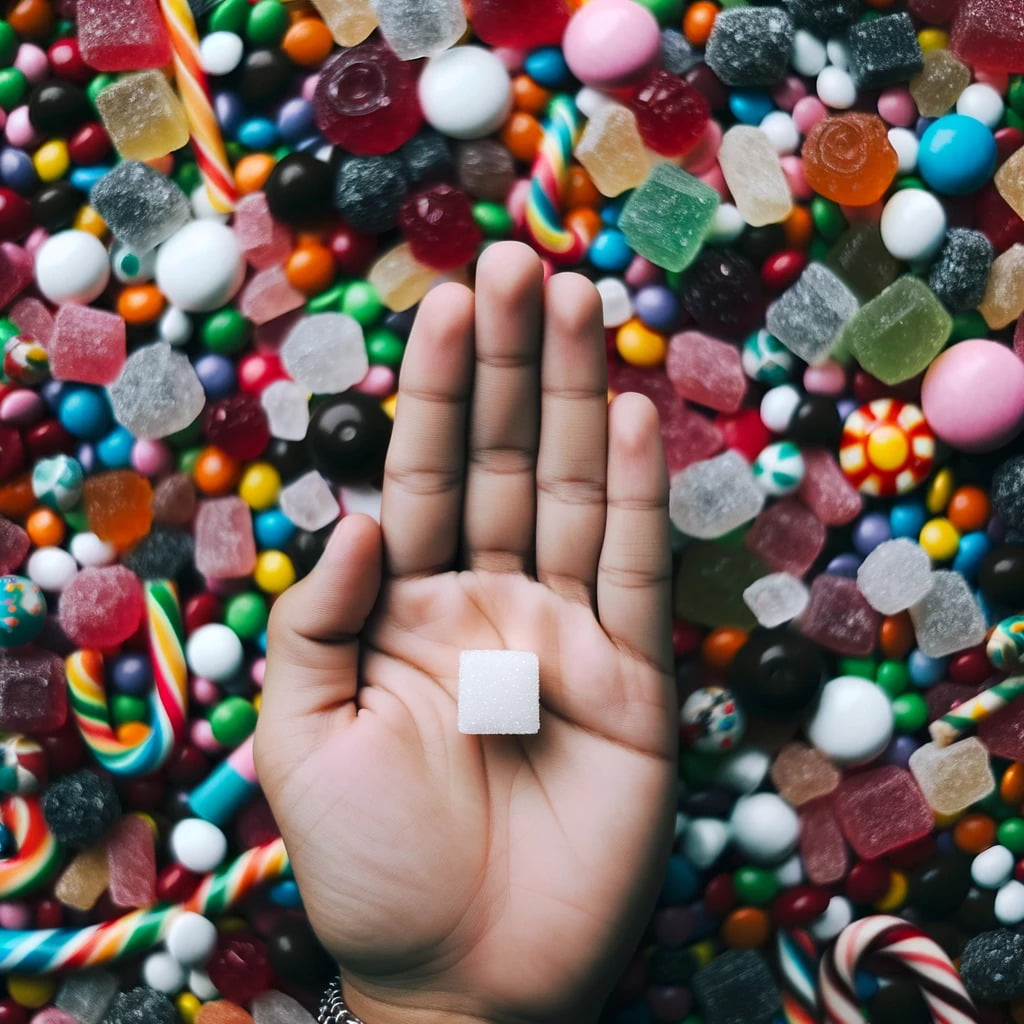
[458,650,540,735]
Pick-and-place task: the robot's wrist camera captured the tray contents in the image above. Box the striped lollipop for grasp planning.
[819,915,979,1024]
[67,580,188,776]
[0,795,61,899]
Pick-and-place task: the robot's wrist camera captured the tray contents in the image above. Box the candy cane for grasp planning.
[0,837,288,973]
[929,674,1024,748]
[0,795,61,899]
[778,928,821,1024]
[67,580,188,776]
[159,0,238,213]
[819,915,979,1024]
[522,95,590,265]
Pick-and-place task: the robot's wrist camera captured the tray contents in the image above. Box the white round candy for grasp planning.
[155,221,245,312]
[807,675,893,765]
[825,37,850,70]
[189,969,220,1001]
[27,546,77,591]
[418,46,512,139]
[35,230,111,304]
[972,844,1015,889]
[880,188,947,263]
[111,242,156,284]
[186,623,244,682]
[956,82,1004,129]
[159,305,193,347]
[774,854,804,888]
[887,127,919,175]
[143,952,186,993]
[199,30,244,76]
[759,111,799,155]
[995,880,1024,926]
[170,818,228,874]
[809,895,853,942]
[791,29,827,77]
[760,384,802,434]
[69,532,117,567]
[682,818,731,869]
[595,277,632,327]
[730,793,799,864]
[711,747,771,793]
[166,912,218,966]
[707,203,745,244]
[190,184,230,222]
[816,66,857,109]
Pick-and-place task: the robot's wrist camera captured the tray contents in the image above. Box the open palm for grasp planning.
[255,243,677,1024]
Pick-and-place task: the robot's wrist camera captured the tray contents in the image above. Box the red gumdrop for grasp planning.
[885,832,936,870]
[465,0,571,48]
[157,863,202,903]
[715,408,771,463]
[949,647,992,686]
[34,898,62,929]
[771,885,830,926]
[0,425,25,483]
[629,70,710,157]
[167,745,209,788]
[23,420,73,461]
[313,41,422,155]
[204,394,270,461]
[207,933,274,1004]
[57,566,145,648]
[702,873,735,916]
[67,122,111,165]
[237,353,288,395]
[184,593,222,634]
[0,189,32,242]
[328,223,377,275]
[845,859,891,904]
[995,127,1024,163]
[47,37,93,83]
[976,182,1024,250]
[672,620,702,656]
[398,184,483,270]
[761,250,807,292]
[37,722,83,776]
[0,999,29,1024]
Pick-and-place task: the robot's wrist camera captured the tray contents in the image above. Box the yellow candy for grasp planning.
[380,393,398,420]
[73,205,108,238]
[176,992,202,1023]
[238,461,281,511]
[616,318,667,368]
[917,28,949,52]
[32,139,70,182]
[919,517,960,561]
[8,974,56,1008]
[926,466,955,514]
[254,550,296,594]
[874,870,908,912]
[690,939,716,967]
[865,424,908,472]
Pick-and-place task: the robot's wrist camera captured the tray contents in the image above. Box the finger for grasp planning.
[380,283,474,579]
[535,272,608,605]
[597,394,673,674]
[463,241,544,574]
[260,514,382,731]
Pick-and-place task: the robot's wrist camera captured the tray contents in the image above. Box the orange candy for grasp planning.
[566,165,601,208]
[285,243,335,295]
[235,154,277,195]
[879,612,914,660]
[721,907,770,949]
[195,1002,255,1024]
[501,111,543,162]
[25,507,65,548]
[946,485,991,533]
[116,722,150,746]
[193,446,242,495]
[701,627,749,673]
[281,18,333,66]
[0,475,35,520]
[116,284,165,325]
[1001,762,1024,806]
[801,113,899,207]
[6,0,54,38]
[565,206,602,247]
[82,471,154,550]
[953,813,997,854]
[783,205,813,249]
[512,74,551,114]
[683,1,718,45]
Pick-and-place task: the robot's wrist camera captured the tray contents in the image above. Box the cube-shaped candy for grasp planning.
[458,650,539,735]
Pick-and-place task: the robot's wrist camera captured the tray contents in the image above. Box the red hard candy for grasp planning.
[703,873,735,916]
[771,885,830,926]
[629,70,710,157]
[207,933,274,1005]
[465,0,571,48]
[845,858,891,904]
[399,185,482,271]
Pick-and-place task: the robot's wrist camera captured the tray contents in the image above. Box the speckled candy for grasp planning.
[0,575,46,648]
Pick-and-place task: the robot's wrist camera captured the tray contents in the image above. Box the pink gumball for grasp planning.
[921,339,1024,452]
[562,0,661,89]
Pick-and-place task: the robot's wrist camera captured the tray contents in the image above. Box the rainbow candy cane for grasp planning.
[66,580,188,776]
[523,95,590,265]
[777,928,820,1024]
[0,795,61,899]
[0,837,288,973]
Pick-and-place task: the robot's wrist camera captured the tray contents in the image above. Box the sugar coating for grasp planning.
[108,342,206,440]
[692,949,781,1024]
[845,12,923,90]
[910,49,972,119]
[94,70,189,162]
[458,650,540,735]
[909,569,987,658]
[856,538,934,614]
[703,8,794,88]
[280,313,368,395]
[765,263,859,366]
[928,228,994,313]
[669,450,765,540]
[371,0,466,59]
[717,126,793,229]
[979,243,1024,329]
[742,572,809,628]
[89,162,190,255]
[908,738,995,816]
[780,0,860,33]
[958,930,1024,1005]
[55,969,119,1024]
[826,223,903,302]
[279,471,340,533]
[333,156,410,233]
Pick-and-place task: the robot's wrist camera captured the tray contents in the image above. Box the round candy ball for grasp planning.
[0,575,46,648]
[879,188,947,263]
[918,114,997,196]
[31,453,83,511]
[166,911,218,967]
[417,46,512,140]
[155,221,245,312]
[185,623,244,682]
[562,0,661,89]
[806,675,893,766]
[170,817,228,874]
[922,340,1024,453]
[752,440,805,496]
[730,793,799,864]
[34,229,111,304]
[680,686,745,754]
[41,770,121,847]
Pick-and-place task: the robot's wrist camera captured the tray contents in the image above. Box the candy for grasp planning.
[457,650,540,735]
[802,115,899,207]
[0,574,45,648]
[561,0,660,90]
[33,230,111,306]
[927,229,994,313]
[417,46,512,141]
[717,126,793,228]
[840,399,935,498]
[0,794,61,898]
[765,263,858,366]
[930,674,1024,747]
[94,69,190,163]
[0,647,68,733]
[680,685,744,754]
[668,450,765,540]
[806,675,893,766]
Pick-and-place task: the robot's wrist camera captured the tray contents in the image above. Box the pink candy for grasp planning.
[562,0,660,89]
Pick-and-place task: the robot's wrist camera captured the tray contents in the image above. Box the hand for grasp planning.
[255,242,677,1024]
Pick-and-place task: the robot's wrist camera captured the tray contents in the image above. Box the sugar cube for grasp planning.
[908,738,995,816]
[669,450,765,539]
[856,538,934,614]
[458,650,539,735]
[909,569,987,657]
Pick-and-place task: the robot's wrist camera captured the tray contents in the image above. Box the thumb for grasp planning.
[261,513,382,727]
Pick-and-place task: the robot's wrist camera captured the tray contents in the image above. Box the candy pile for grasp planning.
[8,0,1024,1020]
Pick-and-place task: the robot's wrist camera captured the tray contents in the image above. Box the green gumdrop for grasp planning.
[210,696,258,746]
[875,660,909,698]
[732,866,778,905]
[112,694,148,727]
[342,281,384,326]
[365,327,404,367]
[0,22,17,66]
[225,592,269,639]
[633,0,683,23]
[209,0,250,34]
[202,309,252,354]
[998,818,1024,854]
[0,67,27,111]
[891,692,928,733]
[950,310,988,343]
[839,657,875,680]
[0,319,20,345]
[306,283,347,314]
[473,201,513,238]
[811,196,846,241]
[673,542,767,629]
[246,0,289,45]
[86,73,118,108]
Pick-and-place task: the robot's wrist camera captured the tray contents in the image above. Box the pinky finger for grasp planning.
[596,393,673,675]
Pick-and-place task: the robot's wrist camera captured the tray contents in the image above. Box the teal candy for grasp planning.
[31,454,84,512]
[752,441,805,496]
[0,575,47,648]
[742,329,794,384]
[918,114,997,196]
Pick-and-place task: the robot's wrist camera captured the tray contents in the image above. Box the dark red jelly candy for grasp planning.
[629,69,710,157]
[204,394,270,461]
[398,184,482,270]
[207,932,274,1004]
[465,0,571,48]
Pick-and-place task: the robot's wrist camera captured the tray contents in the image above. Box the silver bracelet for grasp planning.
[318,977,366,1024]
